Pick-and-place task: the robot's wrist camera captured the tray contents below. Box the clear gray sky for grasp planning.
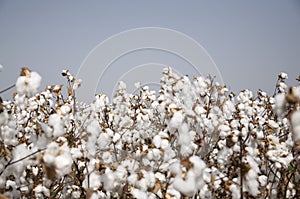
[0,0,299,101]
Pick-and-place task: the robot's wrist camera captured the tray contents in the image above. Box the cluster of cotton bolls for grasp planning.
[0,67,300,198]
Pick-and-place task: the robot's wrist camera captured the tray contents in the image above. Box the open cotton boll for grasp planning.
[245,169,259,196]
[0,111,9,126]
[84,172,101,190]
[131,188,148,199]
[279,72,288,79]
[173,172,197,197]
[60,104,71,115]
[291,110,300,141]
[43,141,61,169]
[178,123,194,157]
[34,185,50,198]
[55,144,72,177]
[48,114,64,137]
[16,71,42,97]
[230,184,240,199]
[169,111,184,129]
[12,144,31,175]
[0,64,3,72]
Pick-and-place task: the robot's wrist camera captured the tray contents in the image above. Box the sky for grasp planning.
[0,1,299,102]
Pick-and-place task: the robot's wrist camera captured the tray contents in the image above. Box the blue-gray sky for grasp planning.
[0,1,299,101]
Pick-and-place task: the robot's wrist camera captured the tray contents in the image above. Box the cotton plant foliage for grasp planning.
[0,67,300,198]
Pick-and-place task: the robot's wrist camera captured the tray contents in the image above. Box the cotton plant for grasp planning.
[1,67,300,198]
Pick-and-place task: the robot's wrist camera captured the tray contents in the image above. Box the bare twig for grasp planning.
[0,84,15,94]
[0,148,46,176]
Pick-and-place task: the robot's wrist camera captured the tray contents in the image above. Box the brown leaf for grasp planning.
[151,181,161,193]
[181,158,192,169]
[20,67,31,77]
[67,86,74,97]
[42,163,56,181]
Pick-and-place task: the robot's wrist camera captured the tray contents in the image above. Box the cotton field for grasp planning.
[0,67,300,198]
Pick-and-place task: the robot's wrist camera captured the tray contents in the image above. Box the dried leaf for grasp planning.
[85,189,93,199]
[20,67,31,77]
[42,163,56,181]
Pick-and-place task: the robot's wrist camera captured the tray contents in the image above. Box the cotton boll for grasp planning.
[16,71,42,97]
[60,104,71,115]
[178,123,193,156]
[12,144,31,175]
[102,151,113,164]
[34,185,50,198]
[43,142,59,166]
[245,169,259,196]
[268,120,279,129]
[194,105,206,115]
[87,120,101,137]
[152,135,161,148]
[169,161,181,176]
[169,111,184,129]
[279,72,288,79]
[55,144,72,177]
[0,111,9,126]
[94,94,109,110]
[131,188,148,199]
[89,172,102,190]
[291,110,300,141]
[102,169,115,191]
[258,175,267,186]
[230,184,240,199]
[293,86,300,99]
[97,133,110,149]
[72,79,82,90]
[0,64,3,72]
[70,147,83,160]
[48,114,64,137]
[112,133,121,143]
[293,126,300,142]
[274,93,286,115]
[172,174,196,197]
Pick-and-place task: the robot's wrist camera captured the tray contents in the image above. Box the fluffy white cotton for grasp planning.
[97,133,110,149]
[12,144,31,175]
[279,72,288,79]
[0,64,3,72]
[293,86,300,99]
[34,185,50,198]
[55,143,73,177]
[268,120,279,129]
[102,169,115,191]
[60,104,71,115]
[178,123,192,156]
[230,184,240,199]
[172,156,206,196]
[258,175,267,186]
[43,142,59,165]
[169,111,184,129]
[16,71,42,97]
[131,188,148,199]
[94,94,109,110]
[152,135,162,148]
[48,114,64,137]
[0,111,9,126]
[291,110,300,141]
[84,172,101,190]
[245,169,259,196]
[70,147,83,160]
[173,175,196,197]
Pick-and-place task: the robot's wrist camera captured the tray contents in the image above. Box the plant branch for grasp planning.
[0,84,15,94]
